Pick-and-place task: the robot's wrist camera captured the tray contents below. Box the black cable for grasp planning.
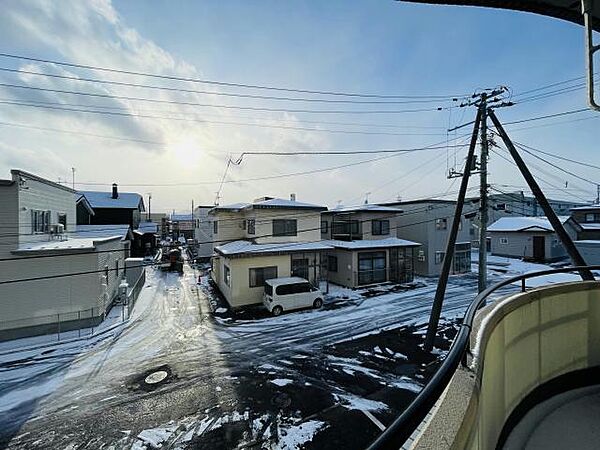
[0,52,469,99]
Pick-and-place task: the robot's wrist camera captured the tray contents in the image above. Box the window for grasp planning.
[58,213,67,230]
[273,219,297,236]
[247,219,255,235]
[435,218,447,230]
[213,220,218,234]
[500,237,509,244]
[435,251,445,264]
[32,210,50,233]
[332,220,359,236]
[249,266,278,288]
[327,255,338,272]
[321,220,328,234]
[496,203,506,210]
[276,283,311,296]
[224,265,231,286]
[372,219,390,236]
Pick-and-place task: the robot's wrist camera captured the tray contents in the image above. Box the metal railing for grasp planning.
[352,267,415,286]
[127,267,146,311]
[366,265,600,450]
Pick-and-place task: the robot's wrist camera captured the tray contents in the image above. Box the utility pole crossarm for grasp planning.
[488,109,594,281]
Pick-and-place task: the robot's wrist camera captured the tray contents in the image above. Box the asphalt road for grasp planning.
[0,264,515,449]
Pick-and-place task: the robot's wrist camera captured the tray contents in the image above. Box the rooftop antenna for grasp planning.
[364,192,371,204]
[71,167,75,190]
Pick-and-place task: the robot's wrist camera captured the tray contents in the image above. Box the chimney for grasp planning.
[290,193,296,202]
[112,183,118,199]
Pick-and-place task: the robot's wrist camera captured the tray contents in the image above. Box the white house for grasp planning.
[0,170,132,341]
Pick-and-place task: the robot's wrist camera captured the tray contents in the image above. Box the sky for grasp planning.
[0,0,597,212]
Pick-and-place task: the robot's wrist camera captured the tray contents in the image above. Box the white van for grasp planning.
[263,277,324,316]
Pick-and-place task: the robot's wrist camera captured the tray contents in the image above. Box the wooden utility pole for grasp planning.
[424,106,482,352]
[478,94,489,293]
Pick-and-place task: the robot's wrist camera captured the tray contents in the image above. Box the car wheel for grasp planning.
[313,298,323,309]
[272,306,283,316]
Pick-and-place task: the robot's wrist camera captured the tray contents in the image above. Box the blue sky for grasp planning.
[0,0,597,211]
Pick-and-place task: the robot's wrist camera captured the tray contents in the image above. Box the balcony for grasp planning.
[367,266,600,450]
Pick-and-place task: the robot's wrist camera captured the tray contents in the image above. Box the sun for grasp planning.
[169,136,202,168]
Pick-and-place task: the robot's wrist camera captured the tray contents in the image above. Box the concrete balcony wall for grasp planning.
[412,281,600,450]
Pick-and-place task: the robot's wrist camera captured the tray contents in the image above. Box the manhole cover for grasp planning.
[145,370,169,385]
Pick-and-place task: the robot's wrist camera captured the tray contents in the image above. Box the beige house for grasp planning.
[0,170,131,341]
[210,196,328,308]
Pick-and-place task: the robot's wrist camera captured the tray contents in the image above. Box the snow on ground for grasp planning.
[338,394,389,412]
[270,378,294,387]
[275,420,327,450]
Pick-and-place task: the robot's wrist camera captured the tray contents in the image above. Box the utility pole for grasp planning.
[478,94,489,294]
[71,167,76,190]
[147,193,152,221]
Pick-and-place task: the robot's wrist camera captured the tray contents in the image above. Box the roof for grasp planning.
[135,222,159,234]
[77,195,95,216]
[570,204,600,211]
[79,190,144,210]
[381,199,457,206]
[323,237,421,250]
[211,198,327,214]
[11,169,78,194]
[575,240,600,244]
[170,213,194,221]
[215,240,333,257]
[579,222,600,230]
[401,0,600,32]
[488,216,569,233]
[325,204,403,214]
[265,277,310,286]
[15,226,128,253]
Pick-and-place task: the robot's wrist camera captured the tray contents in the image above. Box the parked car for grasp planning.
[160,247,184,274]
[263,277,323,316]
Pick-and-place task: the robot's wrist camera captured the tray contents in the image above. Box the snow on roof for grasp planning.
[252,198,327,210]
[575,240,600,244]
[135,221,159,234]
[266,277,310,286]
[323,237,421,250]
[80,190,144,210]
[578,222,600,230]
[488,216,569,233]
[215,240,332,256]
[16,226,127,253]
[212,198,326,213]
[570,203,600,211]
[170,213,194,221]
[326,204,403,214]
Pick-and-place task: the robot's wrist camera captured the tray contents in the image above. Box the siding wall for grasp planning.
[489,231,568,262]
[393,202,471,276]
[193,207,214,258]
[0,182,18,258]
[211,254,291,308]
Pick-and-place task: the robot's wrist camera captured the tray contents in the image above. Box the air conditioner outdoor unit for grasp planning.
[50,224,65,239]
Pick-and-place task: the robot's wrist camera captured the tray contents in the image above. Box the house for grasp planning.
[487,216,571,262]
[77,183,145,229]
[320,204,421,287]
[193,205,214,261]
[170,212,195,241]
[0,170,132,341]
[209,196,328,309]
[323,238,421,288]
[132,221,159,257]
[380,200,472,276]
[565,203,600,265]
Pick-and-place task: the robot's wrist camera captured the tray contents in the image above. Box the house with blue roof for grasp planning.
[77,183,145,229]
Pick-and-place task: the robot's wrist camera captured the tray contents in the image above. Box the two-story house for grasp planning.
[320,204,421,287]
[381,199,472,277]
[0,170,130,341]
[210,196,329,309]
[193,205,215,261]
[77,183,145,229]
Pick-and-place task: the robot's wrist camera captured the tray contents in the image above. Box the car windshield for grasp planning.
[1,2,598,450]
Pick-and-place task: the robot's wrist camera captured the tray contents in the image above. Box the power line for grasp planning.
[0,67,455,105]
[499,107,589,125]
[510,140,600,171]
[0,83,448,114]
[0,52,469,99]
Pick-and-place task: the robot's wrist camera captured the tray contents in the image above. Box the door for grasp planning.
[291,258,309,280]
[533,236,546,262]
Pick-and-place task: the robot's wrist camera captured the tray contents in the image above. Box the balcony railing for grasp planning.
[367,265,600,450]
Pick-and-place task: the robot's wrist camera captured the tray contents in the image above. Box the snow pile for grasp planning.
[275,420,327,449]
[338,394,389,412]
[270,378,293,387]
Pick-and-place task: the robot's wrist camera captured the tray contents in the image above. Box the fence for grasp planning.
[0,267,147,343]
